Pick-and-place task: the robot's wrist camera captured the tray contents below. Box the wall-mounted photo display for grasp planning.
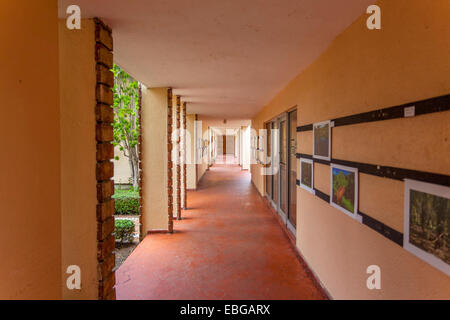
[313,120,331,161]
[330,164,361,222]
[299,158,314,194]
[404,179,450,276]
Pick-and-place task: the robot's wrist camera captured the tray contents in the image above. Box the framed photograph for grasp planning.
[313,120,331,161]
[299,158,314,194]
[330,164,360,221]
[404,179,450,276]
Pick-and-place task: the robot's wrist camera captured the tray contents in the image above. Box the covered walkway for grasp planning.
[116,158,325,300]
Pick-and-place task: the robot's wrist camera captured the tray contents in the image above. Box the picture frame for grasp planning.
[299,158,315,194]
[330,164,361,222]
[313,120,331,161]
[404,179,450,276]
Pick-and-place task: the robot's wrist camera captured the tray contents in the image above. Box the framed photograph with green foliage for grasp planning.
[300,158,314,194]
[313,120,331,161]
[404,179,450,276]
[330,164,360,221]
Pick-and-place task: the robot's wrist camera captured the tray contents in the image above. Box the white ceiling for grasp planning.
[59,0,373,119]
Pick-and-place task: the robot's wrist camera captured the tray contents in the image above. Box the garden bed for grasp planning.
[113,187,141,269]
[114,242,138,270]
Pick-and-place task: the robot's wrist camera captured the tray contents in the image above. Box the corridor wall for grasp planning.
[0,0,62,299]
[251,0,450,299]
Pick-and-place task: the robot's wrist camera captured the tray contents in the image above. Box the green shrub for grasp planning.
[113,189,139,215]
[114,219,135,244]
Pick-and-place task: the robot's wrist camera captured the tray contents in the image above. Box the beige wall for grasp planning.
[0,0,61,299]
[251,0,450,299]
[114,147,132,184]
[59,19,98,299]
[141,88,169,231]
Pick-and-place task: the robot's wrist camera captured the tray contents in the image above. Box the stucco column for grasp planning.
[182,102,187,209]
[186,113,197,191]
[60,18,116,300]
[141,87,172,233]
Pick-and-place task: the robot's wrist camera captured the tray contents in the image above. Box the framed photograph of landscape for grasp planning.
[330,164,360,222]
[404,179,450,276]
[299,158,314,194]
[313,120,331,161]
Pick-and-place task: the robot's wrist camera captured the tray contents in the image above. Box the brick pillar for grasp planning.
[94,18,116,300]
[182,102,187,209]
[176,96,182,220]
[167,89,174,233]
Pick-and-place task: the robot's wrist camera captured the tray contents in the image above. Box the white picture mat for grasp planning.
[313,120,331,161]
[330,163,361,222]
[403,179,450,276]
[299,158,315,194]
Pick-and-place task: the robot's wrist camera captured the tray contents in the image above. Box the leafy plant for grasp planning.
[114,219,135,245]
[111,64,140,188]
[113,189,139,215]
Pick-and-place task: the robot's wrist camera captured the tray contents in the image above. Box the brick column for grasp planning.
[182,102,187,209]
[167,89,174,233]
[176,96,182,220]
[94,18,116,300]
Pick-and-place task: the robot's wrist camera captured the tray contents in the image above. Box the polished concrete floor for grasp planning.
[116,157,325,300]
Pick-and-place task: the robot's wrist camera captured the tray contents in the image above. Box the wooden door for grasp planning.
[223,135,226,155]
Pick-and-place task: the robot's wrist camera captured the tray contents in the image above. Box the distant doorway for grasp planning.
[226,135,235,155]
[223,135,227,155]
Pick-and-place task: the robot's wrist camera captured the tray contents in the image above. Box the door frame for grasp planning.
[276,113,288,224]
[264,121,272,200]
[265,107,297,237]
[286,108,297,236]
[268,120,278,210]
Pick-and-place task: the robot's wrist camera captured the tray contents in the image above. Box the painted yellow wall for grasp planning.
[0,0,61,299]
[186,114,197,189]
[251,0,450,299]
[59,19,98,300]
[141,88,169,231]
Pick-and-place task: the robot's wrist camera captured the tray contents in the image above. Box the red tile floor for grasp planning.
[115,158,325,300]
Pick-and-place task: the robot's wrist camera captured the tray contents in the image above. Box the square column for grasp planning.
[141,87,173,233]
